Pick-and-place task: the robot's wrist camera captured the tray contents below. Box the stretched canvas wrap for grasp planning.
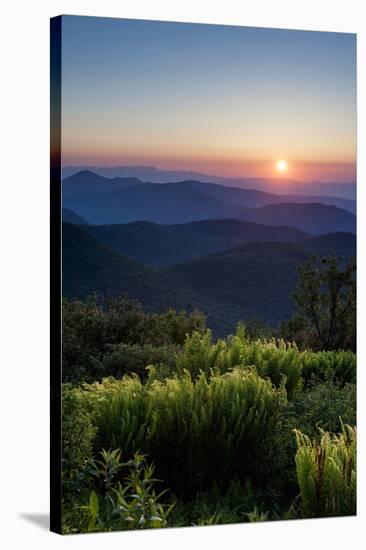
[50,15,357,534]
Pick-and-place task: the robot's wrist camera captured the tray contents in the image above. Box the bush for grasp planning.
[301,350,356,387]
[174,330,227,379]
[173,328,302,399]
[238,336,302,399]
[62,296,206,383]
[63,449,174,533]
[271,380,356,498]
[62,385,96,481]
[102,343,178,380]
[294,425,356,518]
[61,385,97,525]
[76,368,284,497]
[288,381,356,438]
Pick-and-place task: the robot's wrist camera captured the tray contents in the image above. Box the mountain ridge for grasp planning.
[63,170,355,213]
[63,172,356,232]
[81,218,311,266]
[63,222,356,335]
[241,202,356,234]
[62,165,356,199]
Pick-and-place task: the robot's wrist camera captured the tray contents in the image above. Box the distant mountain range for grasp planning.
[81,220,356,267]
[81,219,310,266]
[63,170,355,213]
[241,203,356,235]
[63,221,356,335]
[64,178,249,225]
[62,165,356,200]
[62,171,356,233]
[62,169,356,334]
[62,170,145,197]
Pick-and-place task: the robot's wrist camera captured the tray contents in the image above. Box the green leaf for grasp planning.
[89,491,99,518]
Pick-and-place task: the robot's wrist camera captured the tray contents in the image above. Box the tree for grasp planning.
[281,255,356,351]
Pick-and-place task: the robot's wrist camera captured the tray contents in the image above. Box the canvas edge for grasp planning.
[50,14,62,535]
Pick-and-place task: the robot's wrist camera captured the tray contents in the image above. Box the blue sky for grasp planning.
[60,16,356,181]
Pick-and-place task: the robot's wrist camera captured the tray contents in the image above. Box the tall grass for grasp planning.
[294,424,356,518]
[173,328,302,398]
[173,328,355,398]
[301,350,356,386]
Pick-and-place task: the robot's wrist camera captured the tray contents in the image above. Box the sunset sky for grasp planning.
[61,16,356,182]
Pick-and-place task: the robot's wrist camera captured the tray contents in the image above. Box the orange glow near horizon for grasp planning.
[61,148,356,183]
[60,18,356,185]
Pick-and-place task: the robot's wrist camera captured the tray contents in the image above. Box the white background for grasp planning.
[0,0,365,547]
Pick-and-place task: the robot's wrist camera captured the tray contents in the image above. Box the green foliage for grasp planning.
[88,448,124,492]
[272,380,356,498]
[62,385,96,482]
[63,449,174,533]
[102,343,177,380]
[174,330,226,379]
[246,507,269,522]
[294,425,356,518]
[61,386,97,528]
[290,381,356,438]
[169,480,268,527]
[78,368,283,497]
[282,254,356,351]
[301,350,356,387]
[172,327,302,399]
[62,296,206,383]
[61,295,357,532]
[237,334,302,399]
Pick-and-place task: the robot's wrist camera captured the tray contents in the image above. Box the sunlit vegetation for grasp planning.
[62,296,356,533]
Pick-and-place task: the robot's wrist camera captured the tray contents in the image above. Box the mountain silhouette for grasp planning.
[62,170,143,197]
[62,165,356,200]
[63,170,355,212]
[63,172,356,231]
[82,219,310,266]
[241,203,356,234]
[62,208,89,225]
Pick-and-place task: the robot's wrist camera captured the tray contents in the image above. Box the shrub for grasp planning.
[301,350,356,387]
[294,425,356,518]
[102,343,178,380]
[238,336,302,399]
[62,296,206,383]
[63,449,174,533]
[289,381,356,438]
[78,368,284,497]
[61,385,97,527]
[174,330,226,379]
[271,380,356,498]
[62,385,96,481]
[174,328,303,399]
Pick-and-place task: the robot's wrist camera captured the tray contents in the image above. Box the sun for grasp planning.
[276,160,288,172]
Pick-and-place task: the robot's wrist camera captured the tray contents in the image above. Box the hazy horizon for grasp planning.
[62,162,356,185]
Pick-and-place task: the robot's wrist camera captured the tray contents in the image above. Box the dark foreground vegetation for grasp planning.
[62,326,355,528]
[61,253,356,532]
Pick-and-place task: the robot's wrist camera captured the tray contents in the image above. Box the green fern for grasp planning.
[294,424,356,518]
